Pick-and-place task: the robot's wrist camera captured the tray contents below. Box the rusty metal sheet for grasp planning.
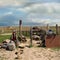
[45,35,60,48]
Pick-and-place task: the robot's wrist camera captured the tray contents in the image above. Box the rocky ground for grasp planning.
[0,47,60,60]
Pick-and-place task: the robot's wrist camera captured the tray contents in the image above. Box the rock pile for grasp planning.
[0,39,16,51]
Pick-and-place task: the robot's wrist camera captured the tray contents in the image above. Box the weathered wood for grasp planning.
[19,20,22,36]
[56,24,58,35]
[47,24,49,30]
[30,27,32,46]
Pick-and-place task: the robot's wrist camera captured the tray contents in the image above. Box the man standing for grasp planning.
[11,30,19,47]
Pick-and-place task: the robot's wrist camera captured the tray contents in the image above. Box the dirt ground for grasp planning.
[0,47,60,60]
[0,38,60,60]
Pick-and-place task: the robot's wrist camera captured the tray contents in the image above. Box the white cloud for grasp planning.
[17,3,60,14]
[0,0,60,26]
[17,2,60,25]
[26,17,60,26]
[32,19,51,24]
[4,12,13,15]
[0,0,29,7]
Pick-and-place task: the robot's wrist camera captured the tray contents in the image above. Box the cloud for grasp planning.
[4,12,13,15]
[0,0,29,7]
[0,0,60,7]
[0,14,19,26]
[0,0,60,26]
[17,2,60,26]
[31,19,51,24]
[29,0,60,3]
[18,3,60,14]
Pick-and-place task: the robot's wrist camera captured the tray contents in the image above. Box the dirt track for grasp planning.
[0,33,12,35]
[0,47,60,60]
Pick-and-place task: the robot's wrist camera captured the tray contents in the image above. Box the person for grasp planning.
[10,30,19,47]
[11,30,17,41]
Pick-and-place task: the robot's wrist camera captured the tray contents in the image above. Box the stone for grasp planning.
[32,35,40,40]
[6,41,16,51]
[3,39,10,43]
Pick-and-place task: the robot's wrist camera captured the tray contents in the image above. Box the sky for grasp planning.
[0,0,60,26]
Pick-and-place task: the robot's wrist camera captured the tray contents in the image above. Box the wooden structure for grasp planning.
[18,20,27,43]
[30,27,33,46]
[56,24,58,35]
[19,20,22,36]
[47,24,49,30]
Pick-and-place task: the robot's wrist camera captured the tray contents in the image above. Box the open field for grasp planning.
[0,26,60,42]
[0,34,30,43]
[0,26,60,33]
[0,35,11,42]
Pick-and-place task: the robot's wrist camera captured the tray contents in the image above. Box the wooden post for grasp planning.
[19,20,22,37]
[47,24,49,30]
[56,24,58,35]
[59,26,60,35]
[30,27,32,46]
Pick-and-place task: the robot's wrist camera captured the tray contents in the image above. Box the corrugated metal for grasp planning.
[45,35,60,48]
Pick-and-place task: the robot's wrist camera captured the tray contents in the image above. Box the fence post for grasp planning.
[30,27,32,46]
[56,24,58,35]
[47,24,49,30]
[19,20,22,37]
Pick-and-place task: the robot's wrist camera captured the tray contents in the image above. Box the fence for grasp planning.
[22,31,30,37]
[0,24,60,34]
[0,24,60,47]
